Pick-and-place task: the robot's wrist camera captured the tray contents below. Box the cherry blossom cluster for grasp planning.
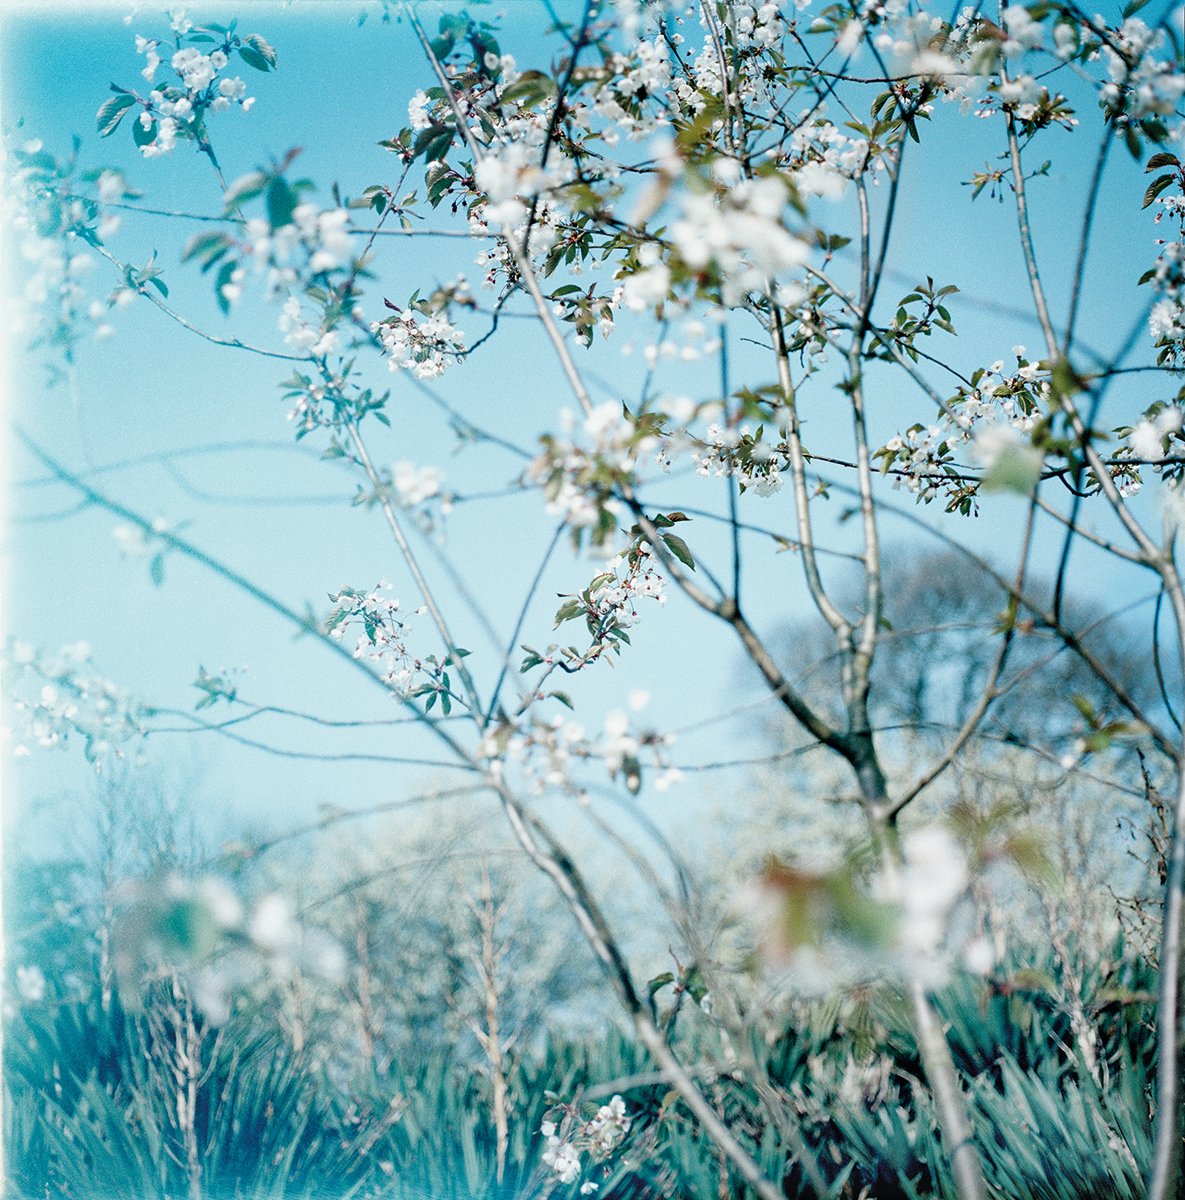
[875,351,1048,509]
[174,169,359,334]
[600,701,685,796]
[1146,160,1185,370]
[666,4,787,116]
[650,394,805,494]
[323,582,428,695]
[239,202,352,301]
[390,461,445,508]
[599,2,790,121]
[876,423,963,504]
[1115,405,1185,497]
[1129,406,1185,462]
[667,173,809,308]
[5,640,145,767]
[832,6,1080,131]
[590,156,812,318]
[474,135,567,232]
[479,695,676,798]
[593,36,674,142]
[468,174,568,293]
[528,403,659,543]
[647,394,721,471]
[439,68,578,286]
[386,459,452,535]
[480,716,590,797]
[1096,15,1185,126]
[13,964,48,1004]
[373,305,466,379]
[966,8,1182,133]
[275,295,337,357]
[128,16,264,160]
[786,115,883,199]
[3,142,135,360]
[590,544,667,626]
[692,421,788,497]
[541,1095,632,1192]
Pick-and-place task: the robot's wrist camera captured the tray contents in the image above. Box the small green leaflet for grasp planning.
[661,533,695,570]
[238,33,278,72]
[223,171,268,211]
[132,116,157,148]
[1144,174,1176,209]
[96,93,136,137]
[554,598,584,627]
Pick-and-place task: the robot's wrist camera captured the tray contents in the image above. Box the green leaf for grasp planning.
[1008,967,1059,997]
[500,71,558,108]
[982,443,1042,495]
[223,170,268,211]
[182,231,232,273]
[622,754,642,795]
[1050,357,1085,399]
[1094,985,1156,1008]
[682,965,708,1004]
[241,33,277,68]
[439,12,468,38]
[413,122,454,163]
[1143,174,1175,209]
[549,690,573,709]
[238,45,272,72]
[553,598,584,626]
[132,116,157,148]
[661,533,695,570]
[266,176,297,229]
[1146,151,1180,171]
[96,93,136,137]
[647,972,675,996]
[214,260,237,315]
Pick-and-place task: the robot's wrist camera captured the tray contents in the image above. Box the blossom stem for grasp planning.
[767,299,851,636]
[14,427,476,763]
[343,419,484,719]
[487,777,826,1200]
[889,500,1039,815]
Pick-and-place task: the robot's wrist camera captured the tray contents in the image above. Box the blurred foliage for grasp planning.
[5,935,1159,1200]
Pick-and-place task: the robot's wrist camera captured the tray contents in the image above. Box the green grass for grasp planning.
[5,941,1161,1200]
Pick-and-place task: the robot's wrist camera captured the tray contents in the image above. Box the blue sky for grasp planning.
[1,0,1175,865]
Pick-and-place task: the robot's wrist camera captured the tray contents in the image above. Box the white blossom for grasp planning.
[171,46,215,91]
[391,461,444,507]
[15,965,46,1002]
[248,893,297,953]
